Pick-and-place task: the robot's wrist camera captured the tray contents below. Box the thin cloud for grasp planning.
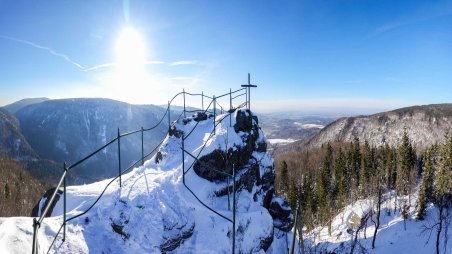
[170,60,199,66]
[0,35,86,70]
[371,11,452,37]
[0,35,190,72]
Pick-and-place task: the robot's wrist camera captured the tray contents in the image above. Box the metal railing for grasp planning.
[31,85,251,254]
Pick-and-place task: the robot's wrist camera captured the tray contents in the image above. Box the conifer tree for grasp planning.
[416,182,428,221]
[288,178,298,209]
[396,129,415,196]
[316,143,333,210]
[417,148,435,220]
[384,144,397,189]
[432,133,452,254]
[334,148,347,206]
[278,160,289,194]
[4,183,10,199]
[352,137,361,190]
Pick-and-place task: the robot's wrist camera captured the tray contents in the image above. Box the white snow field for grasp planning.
[304,191,451,254]
[0,109,293,254]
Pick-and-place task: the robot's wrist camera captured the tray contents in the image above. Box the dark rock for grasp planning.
[168,125,184,138]
[182,118,192,125]
[256,140,267,153]
[193,149,229,181]
[259,227,274,251]
[268,198,294,232]
[260,167,275,188]
[239,163,260,192]
[193,146,252,182]
[262,188,274,209]
[234,109,255,133]
[31,187,62,217]
[111,222,129,240]
[193,112,208,122]
[160,221,195,253]
[155,151,163,164]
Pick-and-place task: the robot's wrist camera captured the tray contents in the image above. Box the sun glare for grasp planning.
[115,27,147,68]
[111,26,150,102]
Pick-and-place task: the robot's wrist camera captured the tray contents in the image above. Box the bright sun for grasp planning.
[115,27,147,68]
[110,27,150,103]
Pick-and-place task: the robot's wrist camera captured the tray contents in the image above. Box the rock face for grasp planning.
[0,108,37,160]
[187,109,294,234]
[31,187,62,217]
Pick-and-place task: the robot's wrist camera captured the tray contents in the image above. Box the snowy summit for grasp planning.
[0,109,294,253]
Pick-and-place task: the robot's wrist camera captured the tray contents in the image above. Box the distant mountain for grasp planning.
[0,108,37,160]
[3,97,49,114]
[14,98,170,183]
[258,113,336,148]
[302,104,452,149]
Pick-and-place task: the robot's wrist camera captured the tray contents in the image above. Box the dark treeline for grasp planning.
[275,130,451,252]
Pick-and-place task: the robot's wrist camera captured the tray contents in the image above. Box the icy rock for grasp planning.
[269,197,294,232]
[160,221,195,253]
[31,187,62,217]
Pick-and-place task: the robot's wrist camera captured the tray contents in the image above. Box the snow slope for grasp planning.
[0,109,293,253]
[304,191,451,254]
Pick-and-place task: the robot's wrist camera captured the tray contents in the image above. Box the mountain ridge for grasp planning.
[13,98,169,183]
[299,103,452,149]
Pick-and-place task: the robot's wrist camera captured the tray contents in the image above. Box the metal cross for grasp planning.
[241,73,257,110]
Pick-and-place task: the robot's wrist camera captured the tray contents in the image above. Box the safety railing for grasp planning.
[180,90,247,254]
[31,83,253,254]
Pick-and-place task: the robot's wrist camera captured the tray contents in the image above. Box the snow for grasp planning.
[2,108,446,253]
[304,191,451,254]
[0,109,283,253]
[293,122,324,129]
[267,138,297,145]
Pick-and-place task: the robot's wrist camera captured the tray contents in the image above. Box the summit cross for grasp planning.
[241,73,257,110]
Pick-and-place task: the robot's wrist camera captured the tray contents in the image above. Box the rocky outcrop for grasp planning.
[160,221,195,253]
[268,198,294,232]
[184,109,293,236]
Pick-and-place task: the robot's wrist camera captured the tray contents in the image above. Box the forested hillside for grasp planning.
[275,130,451,253]
[0,157,47,216]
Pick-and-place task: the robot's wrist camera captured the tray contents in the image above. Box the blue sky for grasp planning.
[0,0,451,115]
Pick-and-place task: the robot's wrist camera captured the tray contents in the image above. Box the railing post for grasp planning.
[202,91,204,111]
[141,127,144,166]
[168,101,171,132]
[227,176,230,211]
[32,218,39,254]
[183,88,186,118]
[63,162,67,242]
[182,135,185,184]
[245,87,248,109]
[213,95,216,135]
[232,163,236,254]
[117,128,121,187]
[229,88,232,127]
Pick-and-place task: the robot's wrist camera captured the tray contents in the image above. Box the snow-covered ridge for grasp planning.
[0,109,294,253]
[304,104,452,149]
